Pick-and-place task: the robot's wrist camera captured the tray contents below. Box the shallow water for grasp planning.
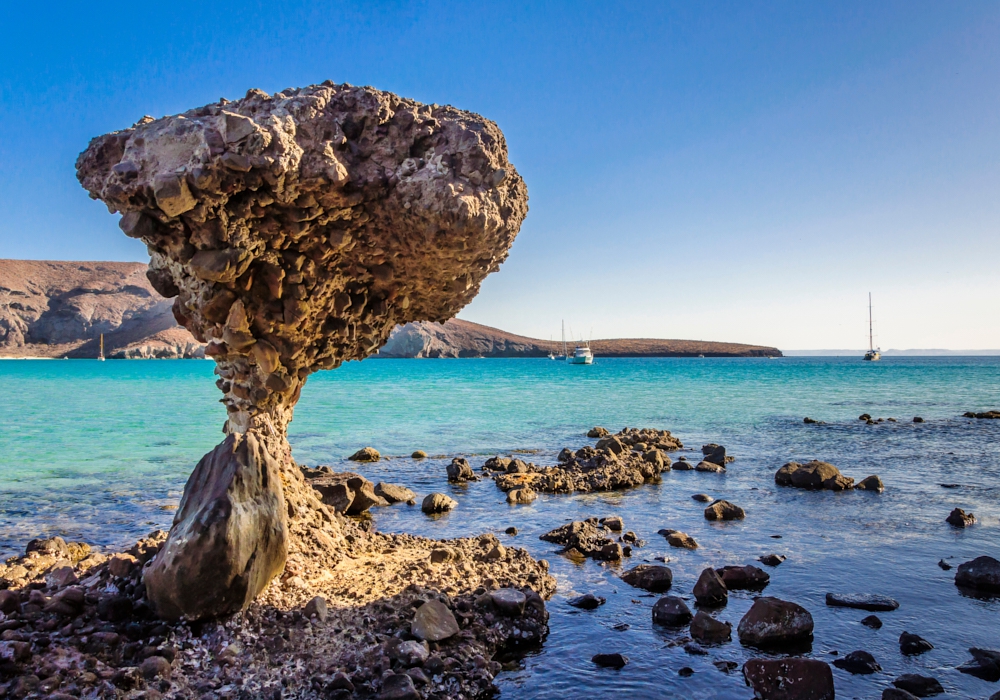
[1,356,999,698]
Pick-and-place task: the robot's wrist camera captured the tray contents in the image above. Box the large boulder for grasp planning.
[775,461,854,491]
[717,565,769,590]
[621,564,673,593]
[955,556,1000,592]
[743,658,834,700]
[737,597,814,648]
[143,433,287,620]
[77,82,528,619]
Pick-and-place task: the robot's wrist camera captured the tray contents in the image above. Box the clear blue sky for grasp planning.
[2,1,998,349]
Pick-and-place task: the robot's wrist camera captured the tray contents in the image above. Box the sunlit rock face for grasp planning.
[77,82,528,619]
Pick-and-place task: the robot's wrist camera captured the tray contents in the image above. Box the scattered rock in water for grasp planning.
[684,642,709,655]
[833,650,881,674]
[600,516,624,531]
[826,593,899,612]
[717,565,770,591]
[621,564,673,593]
[738,597,814,647]
[692,493,713,502]
[743,657,834,700]
[856,475,885,492]
[374,482,417,504]
[775,460,855,491]
[883,690,921,700]
[892,673,944,697]
[955,555,1000,592]
[759,554,786,567]
[803,417,824,424]
[592,652,628,669]
[673,456,694,470]
[957,648,1000,682]
[349,447,381,462]
[690,611,732,645]
[678,666,694,677]
[704,500,745,521]
[946,507,976,527]
[913,416,924,423]
[702,443,733,465]
[568,593,605,610]
[304,468,390,514]
[411,599,460,641]
[505,526,518,535]
[421,493,457,514]
[714,660,739,673]
[588,426,610,438]
[411,450,427,459]
[652,595,693,626]
[937,559,951,570]
[540,519,622,561]
[964,410,1000,419]
[658,529,698,549]
[506,487,537,504]
[694,567,728,607]
[859,413,872,421]
[696,460,726,473]
[899,631,933,655]
[379,673,419,699]
[447,457,477,482]
[861,615,883,629]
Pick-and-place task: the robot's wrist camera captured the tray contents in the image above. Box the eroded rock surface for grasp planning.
[77,82,528,619]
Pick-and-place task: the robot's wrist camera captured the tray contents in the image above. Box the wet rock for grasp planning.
[600,516,624,531]
[825,593,899,612]
[652,596,693,626]
[693,568,727,607]
[374,482,417,504]
[743,657,834,700]
[621,564,673,593]
[411,450,427,459]
[592,652,628,669]
[0,590,18,614]
[704,500,745,521]
[692,493,713,502]
[690,611,732,645]
[696,460,725,473]
[378,673,420,700]
[349,447,381,462]
[912,416,924,423]
[447,457,476,482]
[140,655,172,681]
[702,443,730,465]
[490,588,526,616]
[588,427,610,438]
[309,471,389,514]
[955,555,1000,591]
[899,631,933,655]
[937,559,951,570]
[411,600,459,642]
[957,648,1000,682]
[775,460,854,491]
[738,597,814,647]
[803,417,822,424]
[25,536,70,559]
[304,596,328,622]
[758,554,786,567]
[717,565,769,590]
[540,520,622,561]
[859,413,872,421]
[144,432,287,621]
[674,457,694,470]
[685,642,709,655]
[421,493,458,514]
[861,615,883,629]
[506,487,537,504]
[505,526,518,535]
[855,475,884,492]
[658,529,698,549]
[568,594,605,610]
[964,410,1000,419]
[832,650,880,674]
[892,674,943,697]
[883,689,920,700]
[679,666,694,676]
[946,508,975,527]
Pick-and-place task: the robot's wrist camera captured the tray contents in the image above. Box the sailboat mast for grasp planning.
[868,293,873,352]
[562,320,566,356]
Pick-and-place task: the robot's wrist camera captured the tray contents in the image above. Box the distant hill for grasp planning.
[0,259,204,359]
[379,319,781,358]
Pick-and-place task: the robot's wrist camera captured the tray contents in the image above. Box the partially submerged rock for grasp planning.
[421,492,458,514]
[690,611,732,645]
[964,410,1000,419]
[621,564,673,593]
[737,597,814,648]
[652,595,693,626]
[758,554,786,567]
[303,468,389,514]
[447,457,477,482]
[775,460,856,491]
[743,657,834,700]
[540,519,622,561]
[348,447,380,462]
[899,631,933,655]
[892,674,944,697]
[717,565,769,591]
[704,500,745,521]
[77,81,529,619]
[946,507,976,527]
[374,481,417,504]
[833,650,881,675]
[955,555,1000,592]
[694,567,728,607]
[958,648,1000,682]
[825,592,899,612]
[659,529,699,549]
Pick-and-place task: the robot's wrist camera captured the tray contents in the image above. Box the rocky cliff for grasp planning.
[380,319,782,357]
[0,259,204,359]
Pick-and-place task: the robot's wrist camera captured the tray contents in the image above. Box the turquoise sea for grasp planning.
[2,356,999,698]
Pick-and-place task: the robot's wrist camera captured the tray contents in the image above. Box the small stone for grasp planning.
[421,493,457,514]
[678,666,694,677]
[490,588,527,616]
[946,507,976,527]
[758,554,786,567]
[411,600,459,642]
[704,500,745,521]
[568,594,605,610]
[861,615,883,629]
[348,447,380,462]
[446,457,475,482]
[304,596,328,622]
[394,640,430,667]
[45,565,77,588]
[587,427,610,438]
[658,529,698,549]
[0,590,18,614]
[652,596,693,627]
[690,611,732,645]
[899,631,933,655]
[505,526,518,535]
[374,482,417,504]
[892,674,943,697]
[506,487,537,504]
[937,559,951,570]
[833,650,881,674]
[139,655,171,680]
[592,653,628,669]
[913,416,924,423]
[692,494,712,502]
[621,564,673,593]
[693,567,727,607]
[855,475,884,492]
[411,450,427,459]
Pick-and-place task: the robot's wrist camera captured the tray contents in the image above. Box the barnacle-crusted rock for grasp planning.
[77,82,528,620]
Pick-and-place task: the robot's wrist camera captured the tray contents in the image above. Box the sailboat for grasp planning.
[549,321,568,360]
[98,333,106,362]
[863,294,881,362]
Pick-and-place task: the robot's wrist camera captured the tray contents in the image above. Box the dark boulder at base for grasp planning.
[945,508,976,527]
[825,592,899,612]
[738,597,814,647]
[955,555,1000,592]
[892,674,943,697]
[690,611,732,645]
[759,554,786,567]
[775,460,854,491]
[592,653,628,669]
[652,596,693,627]
[742,657,834,700]
[957,648,1000,682]
[861,615,883,629]
[899,631,933,655]
[621,564,673,593]
[832,650,881,674]
[694,567,728,607]
[702,443,730,465]
[717,565,769,590]
[567,593,605,610]
[704,500,745,521]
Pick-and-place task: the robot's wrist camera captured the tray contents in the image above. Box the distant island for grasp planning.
[0,260,781,359]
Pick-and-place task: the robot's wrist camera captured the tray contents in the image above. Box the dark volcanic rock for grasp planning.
[899,631,933,655]
[855,475,884,492]
[955,555,1000,591]
[540,520,622,561]
[592,652,628,669]
[957,648,1000,682]
[717,565,769,590]
[964,410,1000,419]
[775,460,854,491]
[832,650,881,674]
[704,500,745,521]
[742,657,834,700]
[825,592,899,612]
[945,508,976,527]
[758,554,786,567]
[861,615,883,629]
[652,596,693,627]
[883,690,921,700]
[892,674,943,697]
[702,443,729,465]
[621,564,673,593]
[693,567,728,607]
[738,597,814,648]
[567,594,605,610]
[690,611,732,645]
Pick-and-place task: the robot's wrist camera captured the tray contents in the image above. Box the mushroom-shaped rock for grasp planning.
[77,83,528,620]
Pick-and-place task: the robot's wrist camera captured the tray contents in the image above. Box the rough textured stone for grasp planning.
[568,593,605,610]
[506,486,537,504]
[659,529,698,549]
[348,447,380,462]
[717,565,769,590]
[737,597,814,647]
[77,82,528,619]
[855,475,884,492]
[946,508,976,527]
[303,595,328,621]
[490,588,527,616]
[956,555,1000,591]
[891,674,943,697]
[690,611,732,645]
[775,461,854,491]
[832,650,881,674]
[410,600,460,641]
[652,596,693,626]
[621,564,673,593]
[540,519,622,561]
[421,493,457,514]
[743,658,834,700]
[374,482,416,504]
[704,500,745,521]
[694,567,728,607]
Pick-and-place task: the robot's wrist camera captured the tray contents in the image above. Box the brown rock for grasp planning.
[652,596,693,626]
[587,427,610,438]
[621,564,673,593]
[140,655,172,680]
[421,493,457,514]
[694,567,728,607]
[411,600,459,641]
[946,508,976,527]
[659,529,698,549]
[704,500,745,521]
[349,447,381,462]
[716,565,769,590]
[738,597,814,647]
[743,657,834,700]
[776,460,854,491]
[855,475,884,492]
[690,611,732,645]
[506,487,537,504]
[375,482,417,504]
